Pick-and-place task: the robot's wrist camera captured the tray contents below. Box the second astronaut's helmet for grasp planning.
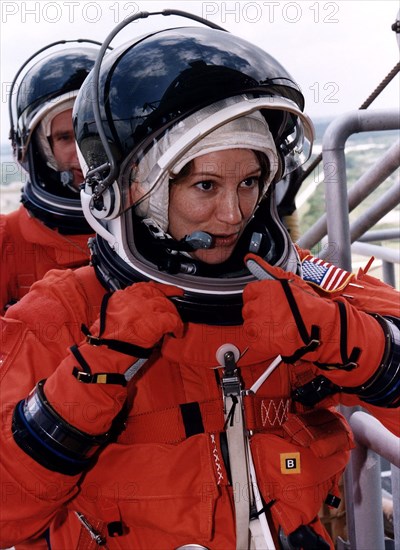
[10,42,99,233]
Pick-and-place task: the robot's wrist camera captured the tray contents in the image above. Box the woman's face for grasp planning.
[168,148,262,264]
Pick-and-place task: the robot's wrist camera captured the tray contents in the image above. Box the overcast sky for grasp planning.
[1,0,399,146]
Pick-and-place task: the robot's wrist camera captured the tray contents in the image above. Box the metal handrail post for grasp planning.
[393,465,400,550]
[348,411,400,549]
[317,111,399,268]
[383,261,396,287]
[350,444,385,550]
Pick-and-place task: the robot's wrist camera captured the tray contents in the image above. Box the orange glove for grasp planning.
[242,254,385,387]
[12,282,185,476]
[83,280,184,351]
[44,281,184,434]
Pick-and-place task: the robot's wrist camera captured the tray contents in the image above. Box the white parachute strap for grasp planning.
[247,354,280,550]
[225,391,252,549]
[216,344,277,550]
[217,344,251,550]
[248,441,276,550]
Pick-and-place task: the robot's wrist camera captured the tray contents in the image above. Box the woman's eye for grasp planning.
[195,180,214,191]
[240,177,259,188]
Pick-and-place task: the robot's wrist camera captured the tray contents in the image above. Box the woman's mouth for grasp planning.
[212,233,239,247]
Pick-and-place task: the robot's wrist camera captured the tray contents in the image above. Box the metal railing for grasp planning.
[341,412,400,550]
[299,109,400,549]
[298,109,400,271]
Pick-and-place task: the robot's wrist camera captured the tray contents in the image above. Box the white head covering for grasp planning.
[132,99,279,232]
[34,95,76,171]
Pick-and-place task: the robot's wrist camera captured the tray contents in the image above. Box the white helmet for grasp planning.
[74,11,314,323]
[9,40,101,233]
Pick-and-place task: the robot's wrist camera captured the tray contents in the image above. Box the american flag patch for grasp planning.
[301,256,354,293]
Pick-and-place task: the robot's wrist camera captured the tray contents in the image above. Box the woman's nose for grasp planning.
[215,190,243,225]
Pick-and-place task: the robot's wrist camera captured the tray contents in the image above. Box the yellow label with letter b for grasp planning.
[280,452,301,474]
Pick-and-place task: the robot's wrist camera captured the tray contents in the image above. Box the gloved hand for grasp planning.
[242,254,385,387]
[44,281,184,434]
[84,280,184,350]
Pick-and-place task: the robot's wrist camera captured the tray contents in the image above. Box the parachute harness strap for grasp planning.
[219,345,252,550]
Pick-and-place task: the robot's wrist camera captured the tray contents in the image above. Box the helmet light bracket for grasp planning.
[87,9,228,202]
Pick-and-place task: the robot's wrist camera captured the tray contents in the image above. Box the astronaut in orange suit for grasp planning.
[1,14,399,550]
[0,42,99,314]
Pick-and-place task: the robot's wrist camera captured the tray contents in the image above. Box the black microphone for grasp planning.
[60,170,74,186]
[155,231,214,252]
[184,231,214,250]
[59,170,80,194]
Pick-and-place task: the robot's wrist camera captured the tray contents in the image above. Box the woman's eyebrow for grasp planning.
[188,167,263,178]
